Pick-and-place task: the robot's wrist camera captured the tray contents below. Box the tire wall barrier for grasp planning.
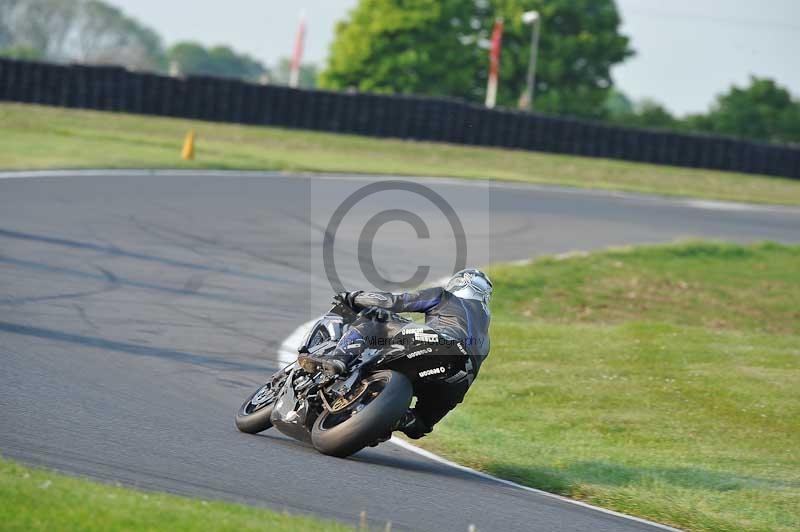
[2,57,798,179]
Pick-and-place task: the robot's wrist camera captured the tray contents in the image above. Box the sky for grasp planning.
[105,0,799,115]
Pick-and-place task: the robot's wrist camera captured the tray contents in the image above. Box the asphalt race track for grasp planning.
[2,170,800,531]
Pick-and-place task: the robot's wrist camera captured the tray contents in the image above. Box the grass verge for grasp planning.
[416,242,800,531]
[3,103,800,205]
[0,457,350,531]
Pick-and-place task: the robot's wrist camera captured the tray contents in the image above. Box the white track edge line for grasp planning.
[277,320,682,531]
[1,168,797,215]
[0,167,725,528]
[389,437,682,531]
[278,319,317,365]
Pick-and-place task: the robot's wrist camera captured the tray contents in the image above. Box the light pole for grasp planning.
[519,10,540,111]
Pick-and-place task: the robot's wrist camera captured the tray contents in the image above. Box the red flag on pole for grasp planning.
[289,12,307,88]
[485,18,504,108]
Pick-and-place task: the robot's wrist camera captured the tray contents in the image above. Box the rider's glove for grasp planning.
[360,306,391,322]
[333,291,361,311]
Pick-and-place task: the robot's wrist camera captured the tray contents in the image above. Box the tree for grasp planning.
[271,58,318,88]
[0,0,77,60]
[0,45,43,61]
[492,0,633,117]
[321,1,485,99]
[74,1,165,70]
[694,77,800,144]
[168,42,267,82]
[604,88,633,118]
[0,0,165,70]
[629,100,679,129]
[320,0,633,118]
[0,0,22,49]
[608,95,679,130]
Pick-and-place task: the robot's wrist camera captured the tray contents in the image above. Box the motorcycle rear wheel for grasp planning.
[311,370,412,458]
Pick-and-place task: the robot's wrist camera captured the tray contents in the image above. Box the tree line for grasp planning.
[321,0,800,145]
[0,0,317,86]
[2,0,797,144]
[605,80,800,145]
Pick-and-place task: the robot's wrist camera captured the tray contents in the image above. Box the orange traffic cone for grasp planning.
[181,130,196,160]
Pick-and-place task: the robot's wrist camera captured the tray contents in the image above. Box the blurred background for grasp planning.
[2,3,800,531]
[2,0,798,144]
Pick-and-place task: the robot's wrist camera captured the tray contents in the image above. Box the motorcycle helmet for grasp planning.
[445,269,493,304]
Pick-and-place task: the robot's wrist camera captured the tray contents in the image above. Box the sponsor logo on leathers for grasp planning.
[406,347,433,359]
[415,332,439,343]
[418,366,446,377]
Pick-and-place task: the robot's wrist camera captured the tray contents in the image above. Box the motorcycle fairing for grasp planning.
[270,370,314,443]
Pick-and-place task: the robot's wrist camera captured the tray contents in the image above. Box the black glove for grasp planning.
[333,291,361,311]
[359,306,391,322]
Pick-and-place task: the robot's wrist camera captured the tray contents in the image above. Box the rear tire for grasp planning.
[235,381,281,434]
[311,370,412,458]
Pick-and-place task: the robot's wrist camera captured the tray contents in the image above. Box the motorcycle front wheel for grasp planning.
[311,370,412,458]
[235,378,282,434]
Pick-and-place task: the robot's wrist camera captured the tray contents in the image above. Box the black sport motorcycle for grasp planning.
[234,300,463,457]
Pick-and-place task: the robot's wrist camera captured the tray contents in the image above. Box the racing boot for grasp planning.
[370,402,419,447]
[393,409,430,439]
[298,336,365,376]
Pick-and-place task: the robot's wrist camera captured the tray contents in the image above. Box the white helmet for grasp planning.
[445,269,493,304]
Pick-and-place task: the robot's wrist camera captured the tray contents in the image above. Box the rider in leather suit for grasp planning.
[299,269,492,439]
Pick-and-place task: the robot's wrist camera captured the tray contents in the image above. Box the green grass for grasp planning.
[3,103,800,205]
[415,242,800,532]
[3,103,800,529]
[0,457,351,531]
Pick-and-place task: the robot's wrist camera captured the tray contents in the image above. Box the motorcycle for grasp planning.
[234,299,465,457]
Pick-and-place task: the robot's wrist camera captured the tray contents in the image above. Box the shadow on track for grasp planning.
[0,256,275,309]
[0,227,288,284]
[251,432,492,484]
[0,320,270,372]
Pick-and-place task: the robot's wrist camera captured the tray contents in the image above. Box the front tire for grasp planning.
[235,380,281,434]
[311,370,412,458]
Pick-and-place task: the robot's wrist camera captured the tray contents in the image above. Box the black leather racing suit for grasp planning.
[342,287,491,436]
